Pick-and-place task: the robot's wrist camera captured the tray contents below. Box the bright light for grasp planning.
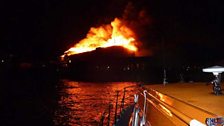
[64,18,138,56]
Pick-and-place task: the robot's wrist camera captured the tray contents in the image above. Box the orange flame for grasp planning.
[64,18,138,56]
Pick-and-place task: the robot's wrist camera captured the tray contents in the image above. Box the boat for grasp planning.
[112,66,224,126]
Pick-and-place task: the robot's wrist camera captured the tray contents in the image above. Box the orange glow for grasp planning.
[64,18,138,56]
[155,90,173,106]
[159,104,173,117]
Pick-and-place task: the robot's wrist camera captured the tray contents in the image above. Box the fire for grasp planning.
[63,18,138,56]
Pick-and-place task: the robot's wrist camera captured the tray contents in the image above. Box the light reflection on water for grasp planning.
[54,80,139,126]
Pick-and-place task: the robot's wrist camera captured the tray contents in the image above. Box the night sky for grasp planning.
[1,0,223,64]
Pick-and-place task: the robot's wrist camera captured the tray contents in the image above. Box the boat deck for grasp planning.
[138,82,224,125]
[144,82,224,116]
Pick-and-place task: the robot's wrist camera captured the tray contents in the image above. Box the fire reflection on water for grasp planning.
[54,80,139,126]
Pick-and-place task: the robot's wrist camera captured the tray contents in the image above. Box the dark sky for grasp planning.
[1,0,223,63]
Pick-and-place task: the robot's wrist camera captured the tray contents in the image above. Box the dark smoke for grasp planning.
[121,1,154,56]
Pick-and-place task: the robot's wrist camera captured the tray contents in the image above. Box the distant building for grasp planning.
[59,46,162,82]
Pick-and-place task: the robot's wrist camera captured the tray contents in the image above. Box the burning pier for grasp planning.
[58,17,159,82]
[59,46,158,82]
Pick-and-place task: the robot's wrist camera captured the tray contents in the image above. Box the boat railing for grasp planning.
[100,84,224,126]
[130,90,149,126]
[137,87,216,126]
[99,85,138,126]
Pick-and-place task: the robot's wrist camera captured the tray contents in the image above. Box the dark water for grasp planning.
[0,67,139,126]
[54,80,139,126]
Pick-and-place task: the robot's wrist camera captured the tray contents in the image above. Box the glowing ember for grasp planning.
[63,18,138,56]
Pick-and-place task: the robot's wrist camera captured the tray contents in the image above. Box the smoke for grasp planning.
[64,1,154,57]
[121,1,153,56]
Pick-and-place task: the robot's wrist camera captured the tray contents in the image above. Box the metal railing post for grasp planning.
[132,94,139,126]
[114,90,119,124]
[140,90,147,126]
[120,88,126,113]
[107,103,112,126]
